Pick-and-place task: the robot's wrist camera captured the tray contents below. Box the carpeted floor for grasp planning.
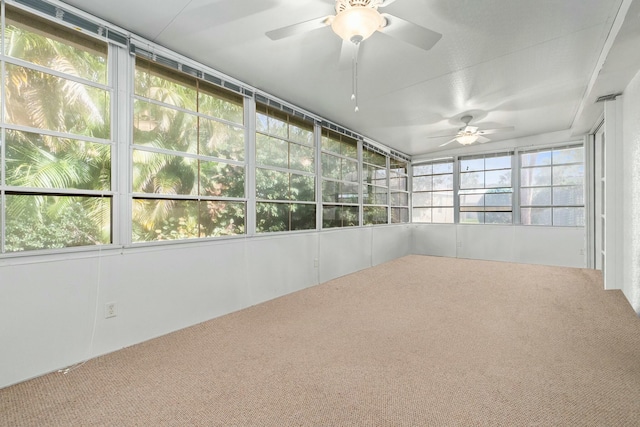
[2,255,640,426]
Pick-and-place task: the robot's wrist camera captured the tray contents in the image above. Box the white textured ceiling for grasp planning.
[59,0,639,156]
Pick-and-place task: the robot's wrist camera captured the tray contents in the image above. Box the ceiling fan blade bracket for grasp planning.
[477,126,516,135]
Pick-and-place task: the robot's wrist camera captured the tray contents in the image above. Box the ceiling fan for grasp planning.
[433,116,515,147]
[267,0,441,112]
[266,0,442,53]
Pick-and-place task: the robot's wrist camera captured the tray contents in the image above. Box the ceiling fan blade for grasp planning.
[427,133,458,139]
[439,138,458,147]
[476,136,491,144]
[266,16,332,41]
[477,126,515,135]
[464,125,479,133]
[379,13,442,51]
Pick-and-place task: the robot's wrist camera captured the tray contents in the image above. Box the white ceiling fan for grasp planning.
[267,0,441,112]
[432,115,515,147]
[266,0,442,52]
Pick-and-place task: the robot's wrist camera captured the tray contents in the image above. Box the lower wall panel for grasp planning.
[411,224,457,257]
[412,224,586,267]
[0,225,410,388]
[0,223,585,388]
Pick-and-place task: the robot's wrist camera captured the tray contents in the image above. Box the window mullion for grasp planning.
[115,43,131,246]
[314,121,322,230]
[358,140,363,227]
[3,56,112,91]
[453,156,460,224]
[513,149,520,224]
[245,96,256,236]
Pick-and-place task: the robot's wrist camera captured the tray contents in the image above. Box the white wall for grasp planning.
[412,224,586,268]
[411,224,458,258]
[0,219,590,389]
[622,70,640,313]
[0,225,410,388]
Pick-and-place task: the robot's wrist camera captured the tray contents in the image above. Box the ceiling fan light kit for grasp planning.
[456,134,479,145]
[330,2,385,44]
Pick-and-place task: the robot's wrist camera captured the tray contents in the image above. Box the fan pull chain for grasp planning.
[351,41,361,113]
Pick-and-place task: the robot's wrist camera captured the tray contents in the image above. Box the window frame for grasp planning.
[130,58,248,243]
[254,103,317,233]
[458,151,514,225]
[1,5,116,254]
[411,158,455,224]
[519,144,585,227]
[410,143,586,227]
[320,128,360,229]
[362,144,390,226]
[390,158,410,224]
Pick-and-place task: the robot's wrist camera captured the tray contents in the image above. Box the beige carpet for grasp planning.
[2,255,640,426]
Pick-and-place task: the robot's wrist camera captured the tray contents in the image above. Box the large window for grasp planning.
[321,129,359,228]
[390,159,409,223]
[520,145,585,226]
[412,145,585,226]
[1,7,112,252]
[132,60,246,242]
[255,105,316,232]
[412,160,454,223]
[459,152,513,224]
[0,3,424,255]
[362,146,388,225]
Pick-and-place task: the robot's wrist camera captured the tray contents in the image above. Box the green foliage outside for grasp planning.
[132,63,246,242]
[254,109,316,233]
[1,8,402,251]
[3,16,111,252]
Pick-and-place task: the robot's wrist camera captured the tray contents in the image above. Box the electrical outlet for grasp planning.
[105,302,117,318]
[314,258,319,268]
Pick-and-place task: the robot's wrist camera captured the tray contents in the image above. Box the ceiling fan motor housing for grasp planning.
[336,0,378,13]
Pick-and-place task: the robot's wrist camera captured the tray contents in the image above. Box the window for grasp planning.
[1,4,420,256]
[412,160,454,223]
[132,59,246,242]
[1,7,112,252]
[362,146,389,225]
[390,159,409,223]
[520,145,584,226]
[321,129,359,228]
[255,104,316,232]
[459,153,513,224]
